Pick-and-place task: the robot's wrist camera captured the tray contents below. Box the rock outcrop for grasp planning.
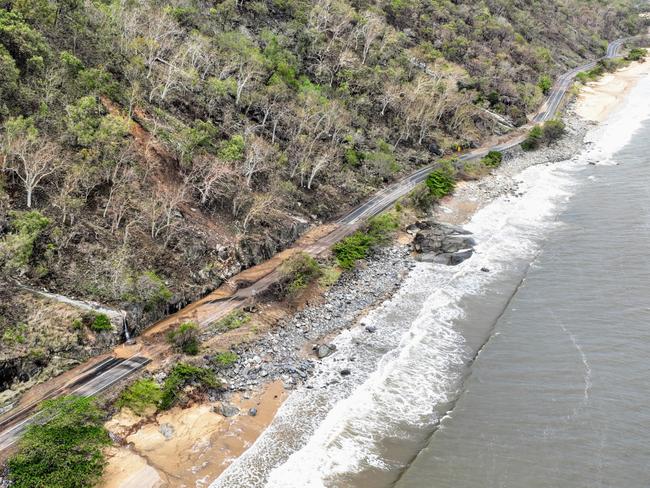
[409,220,476,266]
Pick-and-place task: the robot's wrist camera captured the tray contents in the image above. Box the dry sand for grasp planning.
[100,381,285,488]
[576,58,650,122]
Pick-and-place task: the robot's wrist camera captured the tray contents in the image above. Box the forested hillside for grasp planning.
[0,0,641,373]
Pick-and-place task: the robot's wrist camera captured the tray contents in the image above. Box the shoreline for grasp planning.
[100,58,650,488]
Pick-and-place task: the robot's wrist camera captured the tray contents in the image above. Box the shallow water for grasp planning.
[211,76,650,488]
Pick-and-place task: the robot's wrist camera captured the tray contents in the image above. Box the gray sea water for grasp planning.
[397,118,650,488]
[212,77,650,488]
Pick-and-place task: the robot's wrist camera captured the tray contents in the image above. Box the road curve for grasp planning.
[0,36,638,454]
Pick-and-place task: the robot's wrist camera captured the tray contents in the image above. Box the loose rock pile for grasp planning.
[212,247,413,392]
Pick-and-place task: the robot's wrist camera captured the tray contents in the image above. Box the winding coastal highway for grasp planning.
[0,37,639,454]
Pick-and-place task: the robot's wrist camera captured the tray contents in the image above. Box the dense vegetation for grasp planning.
[0,0,642,403]
[7,396,110,488]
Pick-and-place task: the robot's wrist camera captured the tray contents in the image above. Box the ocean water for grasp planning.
[211,75,650,488]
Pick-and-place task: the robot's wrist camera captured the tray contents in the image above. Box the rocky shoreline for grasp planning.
[216,104,594,399]
[215,245,413,394]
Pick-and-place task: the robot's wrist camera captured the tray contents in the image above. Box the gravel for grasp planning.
[212,246,413,391]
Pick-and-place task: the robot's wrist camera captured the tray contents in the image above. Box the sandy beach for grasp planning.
[99,57,649,488]
[576,57,650,122]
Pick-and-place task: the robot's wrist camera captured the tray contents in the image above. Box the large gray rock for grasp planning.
[314,343,336,359]
[220,403,240,417]
[159,423,175,440]
[413,221,475,266]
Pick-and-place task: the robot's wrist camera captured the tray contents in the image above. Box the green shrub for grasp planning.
[367,213,399,241]
[280,252,322,295]
[425,168,456,199]
[0,210,50,273]
[522,120,565,151]
[333,213,399,270]
[481,150,503,168]
[218,134,245,161]
[344,148,363,167]
[8,396,110,488]
[160,363,220,410]
[213,351,239,368]
[167,321,200,355]
[625,48,647,61]
[116,379,162,415]
[542,119,565,143]
[214,310,251,331]
[522,125,543,151]
[90,313,112,332]
[333,231,376,270]
[538,75,552,95]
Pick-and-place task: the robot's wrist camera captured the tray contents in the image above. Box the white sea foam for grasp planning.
[211,74,650,488]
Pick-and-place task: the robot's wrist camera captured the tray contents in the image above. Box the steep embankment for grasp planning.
[0,1,643,402]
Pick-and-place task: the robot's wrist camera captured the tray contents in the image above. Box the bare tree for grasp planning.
[242,135,273,187]
[354,13,385,64]
[242,193,277,231]
[144,183,187,245]
[2,118,61,208]
[307,147,337,190]
[187,153,234,204]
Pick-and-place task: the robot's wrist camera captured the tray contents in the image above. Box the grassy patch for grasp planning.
[90,313,112,332]
[7,396,110,488]
[116,378,162,415]
[214,310,251,332]
[279,252,322,296]
[425,168,456,199]
[213,351,239,368]
[333,213,399,270]
[626,47,647,61]
[160,363,220,410]
[481,150,503,168]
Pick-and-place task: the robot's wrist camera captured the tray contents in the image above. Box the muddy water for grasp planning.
[211,76,650,488]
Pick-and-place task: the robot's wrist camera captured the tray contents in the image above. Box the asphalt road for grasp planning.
[0,356,150,452]
[0,37,638,454]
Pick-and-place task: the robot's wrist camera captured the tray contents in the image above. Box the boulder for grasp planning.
[413,221,476,266]
[433,249,475,266]
[314,343,336,359]
[159,423,175,440]
[219,403,240,417]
